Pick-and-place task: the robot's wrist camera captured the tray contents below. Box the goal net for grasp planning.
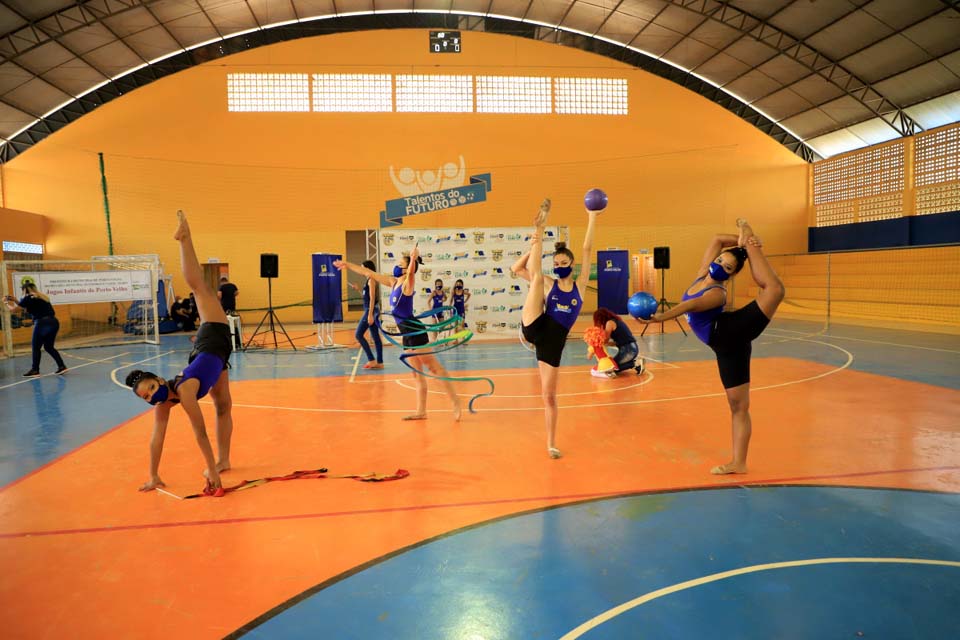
[1,256,161,357]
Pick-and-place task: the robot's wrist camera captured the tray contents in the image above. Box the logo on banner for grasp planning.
[435,253,452,260]
[437,269,452,277]
[455,270,470,278]
[383,251,397,260]
[420,268,433,281]
[454,233,469,243]
[436,235,451,244]
[453,252,470,261]
[509,285,523,296]
[508,249,523,258]
[491,287,506,296]
[507,233,522,241]
[508,304,523,313]
[473,250,486,260]
[318,265,336,278]
[473,231,485,244]
[380,173,493,227]
[493,322,507,329]
[525,230,556,242]
[492,250,503,262]
[490,267,506,278]
[492,305,506,312]
[472,270,487,278]
[509,322,520,330]
[604,259,622,272]
[475,321,487,334]
[383,233,395,246]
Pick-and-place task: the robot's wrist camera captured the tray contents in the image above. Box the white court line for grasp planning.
[227,338,853,413]
[766,327,960,354]
[560,557,960,639]
[109,351,177,389]
[394,370,655,398]
[349,363,675,383]
[0,352,131,391]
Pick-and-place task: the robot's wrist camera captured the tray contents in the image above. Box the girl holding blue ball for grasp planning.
[636,219,784,475]
[512,198,600,459]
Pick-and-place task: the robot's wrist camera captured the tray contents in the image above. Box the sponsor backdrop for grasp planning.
[379,227,564,336]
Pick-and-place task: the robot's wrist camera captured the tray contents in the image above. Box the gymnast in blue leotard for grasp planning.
[511,198,600,459]
[125,212,234,494]
[335,246,461,422]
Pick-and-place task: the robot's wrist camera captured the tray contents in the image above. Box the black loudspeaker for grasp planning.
[260,253,279,278]
[653,246,670,270]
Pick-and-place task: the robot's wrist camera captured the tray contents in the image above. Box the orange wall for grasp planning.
[1,30,808,322]
[1,207,48,249]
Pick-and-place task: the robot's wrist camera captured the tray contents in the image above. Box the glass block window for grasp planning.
[395,75,473,113]
[914,124,960,216]
[812,140,905,205]
[2,241,43,254]
[476,76,551,114]
[554,78,628,115]
[312,74,392,112]
[227,73,310,112]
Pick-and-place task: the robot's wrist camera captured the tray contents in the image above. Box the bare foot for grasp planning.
[534,198,551,227]
[453,404,462,422]
[216,460,231,473]
[402,413,427,421]
[548,447,562,459]
[174,210,191,241]
[710,463,747,475]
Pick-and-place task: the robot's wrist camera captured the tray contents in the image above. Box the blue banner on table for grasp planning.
[597,250,629,314]
[312,253,342,323]
[380,173,492,227]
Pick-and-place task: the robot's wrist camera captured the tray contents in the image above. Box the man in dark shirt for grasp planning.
[170,296,195,331]
[217,276,239,314]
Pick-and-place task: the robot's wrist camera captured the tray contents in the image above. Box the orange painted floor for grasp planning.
[1,324,959,638]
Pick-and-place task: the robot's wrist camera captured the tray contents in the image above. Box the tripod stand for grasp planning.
[640,267,688,337]
[244,277,297,351]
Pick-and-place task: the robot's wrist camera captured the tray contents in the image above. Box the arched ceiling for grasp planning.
[1,0,958,162]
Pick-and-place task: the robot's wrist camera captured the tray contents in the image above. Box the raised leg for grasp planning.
[737,220,785,320]
[174,211,228,325]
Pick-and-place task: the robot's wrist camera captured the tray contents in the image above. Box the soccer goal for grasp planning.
[1,255,161,358]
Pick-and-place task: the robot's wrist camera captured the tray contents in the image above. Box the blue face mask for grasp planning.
[553,266,573,279]
[148,383,169,405]
[393,265,404,277]
[708,261,731,281]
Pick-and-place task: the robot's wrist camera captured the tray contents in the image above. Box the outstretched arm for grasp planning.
[636,289,726,323]
[576,209,600,291]
[401,245,419,296]
[334,259,395,287]
[139,404,171,491]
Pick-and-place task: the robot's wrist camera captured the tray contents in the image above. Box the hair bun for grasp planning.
[554,241,567,251]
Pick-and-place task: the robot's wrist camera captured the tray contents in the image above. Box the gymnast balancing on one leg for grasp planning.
[335,246,462,421]
[636,219,784,474]
[126,211,235,493]
[511,198,600,458]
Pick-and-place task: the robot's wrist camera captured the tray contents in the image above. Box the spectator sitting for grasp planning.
[170,296,196,331]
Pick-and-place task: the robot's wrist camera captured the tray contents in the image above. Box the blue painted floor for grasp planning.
[240,486,960,639]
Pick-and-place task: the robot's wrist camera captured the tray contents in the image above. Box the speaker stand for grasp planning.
[640,268,688,337]
[244,277,297,351]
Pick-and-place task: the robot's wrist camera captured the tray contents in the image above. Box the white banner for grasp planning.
[12,270,153,304]
[378,227,565,336]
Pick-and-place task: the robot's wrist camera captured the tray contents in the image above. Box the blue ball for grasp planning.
[627,292,658,320]
[584,188,608,212]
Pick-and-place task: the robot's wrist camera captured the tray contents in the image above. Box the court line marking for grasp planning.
[560,557,960,639]
[765,327,960,354]
[395,370,655,398]
[0,352,131,391]
[222,339,853,413]
[3,466,957,539]
[108,351,177,389]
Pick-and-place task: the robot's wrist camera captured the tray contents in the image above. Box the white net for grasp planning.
[1,257,160,357]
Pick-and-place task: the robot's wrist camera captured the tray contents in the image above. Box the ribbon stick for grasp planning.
[379,306,495,413]
[162,468,410,499]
